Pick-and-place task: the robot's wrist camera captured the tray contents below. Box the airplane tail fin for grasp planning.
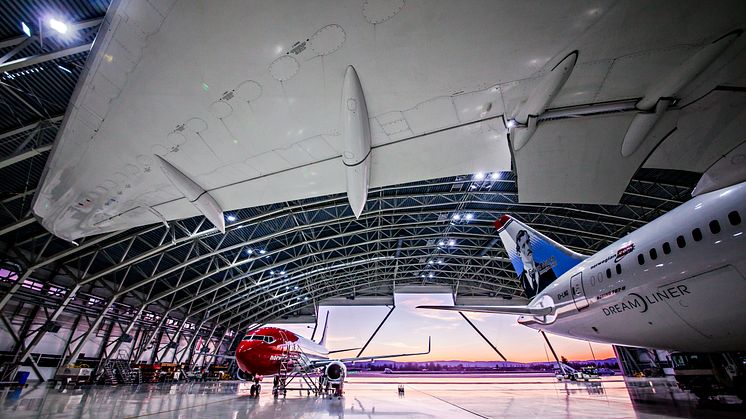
[318,311,330,347]
[494,215,586,298]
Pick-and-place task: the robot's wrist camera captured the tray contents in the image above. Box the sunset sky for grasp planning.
[268,293,615,363]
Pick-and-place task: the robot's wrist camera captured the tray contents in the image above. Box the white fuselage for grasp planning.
[520,181,746,352]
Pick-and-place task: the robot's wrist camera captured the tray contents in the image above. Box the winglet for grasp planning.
[318,311,330,347]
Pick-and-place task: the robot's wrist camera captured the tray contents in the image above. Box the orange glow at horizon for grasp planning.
[268,294,616,363]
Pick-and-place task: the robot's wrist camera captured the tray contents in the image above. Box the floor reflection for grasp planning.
[0,375,743,418]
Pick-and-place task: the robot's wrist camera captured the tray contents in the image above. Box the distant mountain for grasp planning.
[364,358,618,368]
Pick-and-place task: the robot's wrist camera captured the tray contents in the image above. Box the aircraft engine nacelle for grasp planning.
[324,361,347,383]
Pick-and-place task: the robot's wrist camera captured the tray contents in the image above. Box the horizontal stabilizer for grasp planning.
[417,305,553,316]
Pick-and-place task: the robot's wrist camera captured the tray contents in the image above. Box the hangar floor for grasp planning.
[1,375,743,418]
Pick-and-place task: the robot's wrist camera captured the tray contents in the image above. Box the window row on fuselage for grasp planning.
[637,210,742,266]
[587,210,742,288]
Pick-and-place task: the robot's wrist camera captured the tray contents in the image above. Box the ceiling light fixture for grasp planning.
[20,22,31,37]
[48,18,68,34]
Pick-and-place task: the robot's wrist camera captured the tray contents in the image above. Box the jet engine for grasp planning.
[324,361,347,383]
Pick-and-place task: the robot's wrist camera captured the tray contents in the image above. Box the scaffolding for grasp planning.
[271,343,322,398]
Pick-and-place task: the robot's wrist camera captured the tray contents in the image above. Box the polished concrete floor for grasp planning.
[1,374,744,418]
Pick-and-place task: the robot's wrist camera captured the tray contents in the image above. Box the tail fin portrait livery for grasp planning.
[494,215,586,299]
[418,215,586,318]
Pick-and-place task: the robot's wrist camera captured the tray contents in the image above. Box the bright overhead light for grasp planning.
[448,239,456,246]
[506,119,517,129]
[474,172,485,180]
[48,18,68,34]
[294,286,299,290]
[259,249,267,254]
[246,249,253,255]
[226,214,237,222]
[452,214,460,220]
[465,213,474,220]
[490,172,500,180]
[280,271,286,275]
[437,260,444,265]
[438,241,445,246]
[270,270,275,275]
[427,260,434,265]
[57,65,72,74]
[428,273,434,278]
[20,22,31,37]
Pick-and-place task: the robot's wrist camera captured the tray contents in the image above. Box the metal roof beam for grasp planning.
[0,43,92,73]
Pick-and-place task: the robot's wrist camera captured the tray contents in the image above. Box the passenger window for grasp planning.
[709,220,721,234]
[615,264,622,275]
[606,268,611,279]
[692,228,702,241]
[728,211,741,226]
[649,248,658,260]
[662,242,671,255]
[638,254,645,265]
[676,235,686,248]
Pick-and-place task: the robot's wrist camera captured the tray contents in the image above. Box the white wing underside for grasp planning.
[32,0,746,240]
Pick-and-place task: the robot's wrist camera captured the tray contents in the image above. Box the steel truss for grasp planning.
[0,172,696,370]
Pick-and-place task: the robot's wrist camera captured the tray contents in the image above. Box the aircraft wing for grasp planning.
[309,337,431,368]
[417,305,553,316]
[33,0,746,240]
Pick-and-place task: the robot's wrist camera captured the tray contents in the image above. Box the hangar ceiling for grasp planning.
[0,0,737,363]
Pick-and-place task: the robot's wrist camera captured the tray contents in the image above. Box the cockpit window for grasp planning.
[242,335,275,343]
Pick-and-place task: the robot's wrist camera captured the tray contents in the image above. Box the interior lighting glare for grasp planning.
[438,241,445,246]
[428,273,434,278]
[270,270,275,275]
[246,249,253,255]
[48,18,68,34]
[452,214,461,220]
[474,172,485,180]
[448,239,456,246]
[506,119,517,129]
[280,271,286,275]
[465,213,474,220]
[57,65,72,74]
[21,22,31,37]
[427,260,434,265]
[259,249,267,254]
[490,172,500,180]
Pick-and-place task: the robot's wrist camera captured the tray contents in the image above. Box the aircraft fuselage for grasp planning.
[521,181,746,352]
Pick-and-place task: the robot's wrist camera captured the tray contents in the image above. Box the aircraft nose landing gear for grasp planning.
[249,375,262,397]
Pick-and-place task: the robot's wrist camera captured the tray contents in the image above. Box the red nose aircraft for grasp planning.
[235,316,430,397]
